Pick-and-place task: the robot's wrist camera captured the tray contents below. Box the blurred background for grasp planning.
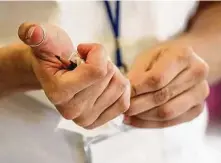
[0,1,221,163]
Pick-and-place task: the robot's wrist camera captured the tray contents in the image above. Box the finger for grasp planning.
[18,23,45,47]
[86,85,130,129]
[18,22,74,59]
[136,81,209,121]
[127,48,159,74]
[130,47,194,96]
[74,67,129,127]
[92,68,129,116]
[55,63,110,101]
[18,23,77,90]
[127,60,208,116]
[77,43,108,68]
[72,65,118,124]
[56,44,110,93]
[54,44,110,96]
[124,104,204,128]
[42,47,111,101]
[54,62,115,119]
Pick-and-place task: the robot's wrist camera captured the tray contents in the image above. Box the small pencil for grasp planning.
[55,55,78,70]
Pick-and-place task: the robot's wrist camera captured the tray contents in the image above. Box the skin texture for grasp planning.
[21,23,131,129]
[123,2,221,128]
[0,2,220,129]
[186,2,221,85]
[124,40,209,128]
[0,43,41,97]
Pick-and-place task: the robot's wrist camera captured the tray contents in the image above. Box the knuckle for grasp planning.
[153,87,171,105]
[196,104,204,114]
[61,105,82,120]
[92,66,107,79]
[85,66,107,80]
[119,101,130,113]
[61,112,74,120]
[158,105,175,120]
[74,116,94,128]
[176,48,191,65]
[118,96,130,113]
[112,72,130,93]
[145,74,164,90]
[92,43,105,52]
[96,67,107,78]
[47,90,62,104]
[118,78,130,92]
[73,104,95,127]
[47,88,70,105]
[192,63,209,80]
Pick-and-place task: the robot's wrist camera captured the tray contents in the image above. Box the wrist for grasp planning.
[173,31,213,50]
[169,32,220,85]
[17,43,41,91]
[0,43,41,96]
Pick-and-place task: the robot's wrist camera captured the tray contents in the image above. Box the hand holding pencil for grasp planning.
[18,22,131,129]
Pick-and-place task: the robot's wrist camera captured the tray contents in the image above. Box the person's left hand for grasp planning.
[124,40,209,128]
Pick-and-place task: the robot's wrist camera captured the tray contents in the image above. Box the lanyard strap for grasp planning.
[104,1,127,73]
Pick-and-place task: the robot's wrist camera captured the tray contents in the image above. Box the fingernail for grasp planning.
[26,25,45,47]
[123,116,131,125]
[26,26,36,41]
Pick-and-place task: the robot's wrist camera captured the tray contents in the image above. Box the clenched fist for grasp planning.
[125,41,209,128]
[18,23,131,129]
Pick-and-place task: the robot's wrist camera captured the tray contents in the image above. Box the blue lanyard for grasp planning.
[104,1,127,72]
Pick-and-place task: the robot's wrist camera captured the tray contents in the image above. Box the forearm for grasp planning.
[179,2,221,85]
[0,43,40,97]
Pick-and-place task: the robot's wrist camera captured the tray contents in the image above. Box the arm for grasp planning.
[180,2,221,85]
[0,43,40,97]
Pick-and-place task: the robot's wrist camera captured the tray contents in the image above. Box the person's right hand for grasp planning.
[18,23,131,129]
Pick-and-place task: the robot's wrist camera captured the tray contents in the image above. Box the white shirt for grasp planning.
[0,1,217,163]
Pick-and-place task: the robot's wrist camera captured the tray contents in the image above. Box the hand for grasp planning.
[125,40,209,128]
[18,23,130,129]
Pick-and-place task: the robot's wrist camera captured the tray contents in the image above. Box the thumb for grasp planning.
[18,22,74,59]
